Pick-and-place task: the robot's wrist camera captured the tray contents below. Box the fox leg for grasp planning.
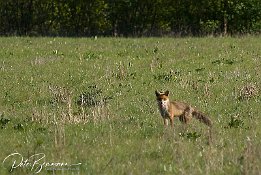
[170,117,174,128]
[163,118,168,127]
[183,106,193,124]
[178,115,189,131]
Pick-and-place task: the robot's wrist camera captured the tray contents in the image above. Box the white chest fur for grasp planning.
[158,99,170,117]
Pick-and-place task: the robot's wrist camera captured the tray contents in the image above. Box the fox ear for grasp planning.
[155,90,160,97]
[165,90,169,96]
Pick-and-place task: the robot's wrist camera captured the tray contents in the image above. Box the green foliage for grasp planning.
[0,0,260,36]
[0,114,10,129]
[179,131,202,141]
[200,20,220,35]
[154,71,175,82]
[13,123,25,131]
[227,116,244,128]
[83,51,100,60]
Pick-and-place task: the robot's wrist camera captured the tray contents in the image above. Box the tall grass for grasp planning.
[0,37,260,174]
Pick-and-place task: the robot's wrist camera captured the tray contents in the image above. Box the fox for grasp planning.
[155,90,212,128]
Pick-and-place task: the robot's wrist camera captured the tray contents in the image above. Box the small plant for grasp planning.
[227,116,244,128]
[212,59,235,65]
[83,51,99,60]
[14,123,24,131]
[36,127,47,133]
[154,71,175,82]
[77,85,112,107]
[195,67,205,72]
[0,114,11,129]
[179,131,201,141]
[153,46,159,54]
[224,59,234,65]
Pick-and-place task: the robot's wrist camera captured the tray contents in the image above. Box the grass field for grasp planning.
[0,37,260,175]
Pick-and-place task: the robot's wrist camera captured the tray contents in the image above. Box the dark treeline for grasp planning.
[0,0,260,37]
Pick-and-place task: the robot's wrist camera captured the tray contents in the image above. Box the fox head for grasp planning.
[155,90,170,109]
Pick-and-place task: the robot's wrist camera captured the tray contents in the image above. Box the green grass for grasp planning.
[0,36,260,175]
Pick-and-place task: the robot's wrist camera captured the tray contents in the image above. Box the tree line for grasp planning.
[0,0,260,37]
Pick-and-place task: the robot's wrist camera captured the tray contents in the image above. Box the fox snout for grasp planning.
[157,99,168,107]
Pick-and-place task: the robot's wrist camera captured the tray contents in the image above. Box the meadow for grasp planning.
[0,37,260,175]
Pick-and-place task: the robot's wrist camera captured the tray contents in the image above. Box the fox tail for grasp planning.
[192,110,212,127]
